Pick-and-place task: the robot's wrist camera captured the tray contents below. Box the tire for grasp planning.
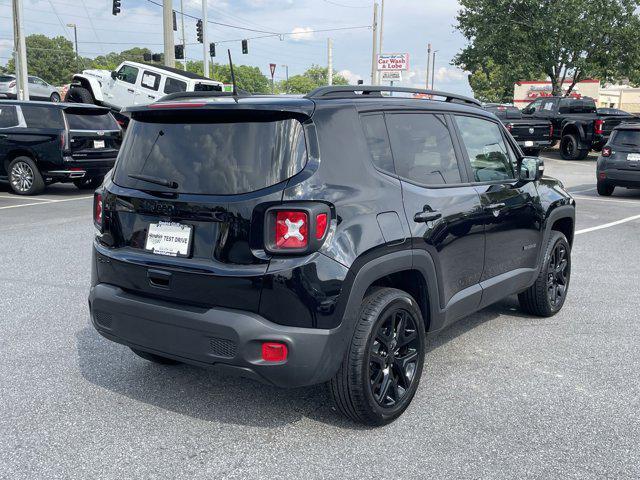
[329,287,426,426]
[518,231,571,317]
[66,86,93,104]
[8,156,45,195]
[130,348,181,365]
[73,176,103,190]
[560,134,589,160]
[597,181,614,196]
[49,92,61,103]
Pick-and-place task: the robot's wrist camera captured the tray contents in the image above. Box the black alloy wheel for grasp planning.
[368,308,420,407]
[546,241,569,309]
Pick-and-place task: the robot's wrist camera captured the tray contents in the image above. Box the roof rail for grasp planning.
[305,85,481,106]
[157,90,251,103]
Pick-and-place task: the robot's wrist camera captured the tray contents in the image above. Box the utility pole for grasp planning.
[180,0,186,71]
[431,50,438,90]
[370,2,378,86]
[12,0,28,99]
[163,0,175,67]
[202,0,209,77]
[377,0,384,85]
[426,43,431,90]
[281,64,289,93]
[67,23,78,69]
[327,38,333,86]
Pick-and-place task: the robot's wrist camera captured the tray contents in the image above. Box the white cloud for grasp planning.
[290,27,314,41]
[337,69,362,85]
[435,66,467,83]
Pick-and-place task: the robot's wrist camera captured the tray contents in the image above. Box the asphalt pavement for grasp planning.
[1,154,639,479]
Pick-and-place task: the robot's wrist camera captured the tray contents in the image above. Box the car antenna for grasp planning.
[228,49,238,97]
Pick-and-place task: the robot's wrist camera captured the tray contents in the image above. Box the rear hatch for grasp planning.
[97,99,313,312]
[63,106,121,160]
[606,129,640,170]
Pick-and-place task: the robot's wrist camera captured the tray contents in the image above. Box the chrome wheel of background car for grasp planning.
[547,242,569,308]
[50,92,61,102]
[368,308,420,408]
[10,161,34,193]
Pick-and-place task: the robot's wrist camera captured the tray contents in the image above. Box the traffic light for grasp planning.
[196,19,203,43]
[174,44,184,60]
[241,39,248,54]
[209,43,215,58]
[172,11,177,31]
[112,0,121,15]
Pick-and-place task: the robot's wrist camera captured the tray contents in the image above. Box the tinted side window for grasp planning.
[0,106,19,128]
[164,78,187,94]
[455,116,515,182]
[386,113,462,185]
[140,71,161,91]
[540,99,556,112]
[360,114,394,173]
[21,106,64,129]
[117,65,139,84]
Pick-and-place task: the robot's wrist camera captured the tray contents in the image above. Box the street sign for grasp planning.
[377,53,409,71]
[269,63,276,76]
[381,71,402,81]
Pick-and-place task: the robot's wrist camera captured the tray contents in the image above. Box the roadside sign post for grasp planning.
[377,53,409,90]
[269,63,276,94]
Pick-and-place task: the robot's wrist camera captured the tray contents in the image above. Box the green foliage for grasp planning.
[211,64,270,93]
[454,0,640,98]
[90,47,152,71]
[278,65,349,94]
[6,34,90,85]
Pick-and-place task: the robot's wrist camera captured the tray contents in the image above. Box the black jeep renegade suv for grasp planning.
[89,86,575,425]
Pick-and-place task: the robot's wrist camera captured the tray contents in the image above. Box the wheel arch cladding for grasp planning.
[551,216,574,246]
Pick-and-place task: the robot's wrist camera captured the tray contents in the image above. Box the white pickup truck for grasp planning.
[66,61,223,111]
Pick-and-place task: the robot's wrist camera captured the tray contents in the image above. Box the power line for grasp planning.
[321,0,371,8]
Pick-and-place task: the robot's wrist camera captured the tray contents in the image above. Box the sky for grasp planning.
[0,0,472,95]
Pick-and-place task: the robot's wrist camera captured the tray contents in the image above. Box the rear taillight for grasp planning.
[506,123,513,132]
[550,124,553,138]
[264,203,331,254]
[60,132,66,150]
[602,146,612,157]
[275,211,308,249]
[262,342,288,362]
[9,80,15,88]
[94,192,103,230]
[594,119,605,135]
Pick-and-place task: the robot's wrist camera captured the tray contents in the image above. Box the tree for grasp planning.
[211,64,270,93]
[454,0,640,97]
[6,34,90,85]
[279,65,349,94]
[90,47,152,71]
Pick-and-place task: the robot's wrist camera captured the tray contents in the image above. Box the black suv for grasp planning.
[596,123,640,196]
[89,86,575,425]
[0,101,121,195]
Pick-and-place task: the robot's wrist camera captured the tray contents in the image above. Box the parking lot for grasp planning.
[1,153,639,479]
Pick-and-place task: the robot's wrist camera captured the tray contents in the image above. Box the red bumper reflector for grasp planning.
[315,213,328,239]
[262,342,288,362]
[599,172,607,180]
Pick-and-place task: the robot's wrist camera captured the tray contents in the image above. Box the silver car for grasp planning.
[0,74,61,102]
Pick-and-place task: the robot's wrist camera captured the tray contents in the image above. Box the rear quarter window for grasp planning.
[0,105,20,128]
[21,105,64,129]
[164,78,187,94]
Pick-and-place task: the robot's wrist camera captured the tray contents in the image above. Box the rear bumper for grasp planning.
[597,168,640,187]
[515,139,552,150]
[88,283,348,388]
[44,158,115,180]
[0,92,17,99]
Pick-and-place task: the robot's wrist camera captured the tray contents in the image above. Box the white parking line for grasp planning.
[573,195,640,206]
[576,214,640,235]
[568,187,595,194]
[0,196,92,210]
[0,195,51,202]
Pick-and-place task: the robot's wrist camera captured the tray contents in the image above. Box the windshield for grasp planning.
[113,118,307,195]
[611,130,640,146]
[65,112,119,130]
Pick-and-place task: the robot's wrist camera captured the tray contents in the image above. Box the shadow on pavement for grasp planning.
[74,298,531,429]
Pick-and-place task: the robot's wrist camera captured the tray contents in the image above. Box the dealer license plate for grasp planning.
[145,221,192,257]
[524,140,534,147]
[627,153,640,162]
[93,140,105,149]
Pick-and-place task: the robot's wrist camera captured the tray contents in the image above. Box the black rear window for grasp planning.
[65,112,118,130]
[0,75,14,82]
[487,106,522,120]
[611,130,640,146]
[22,105,64,129]
[113,118,307,195]
[559,98,597,114]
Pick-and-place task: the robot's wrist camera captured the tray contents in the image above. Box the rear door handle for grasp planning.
[127,88,135,93]
[147,94,156,99]
[486,203,506,210]
[414,209,442,223]
[147,269,171,289]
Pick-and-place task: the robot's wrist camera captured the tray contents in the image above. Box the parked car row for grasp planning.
[0,101,121,195]
[0,74,61,102]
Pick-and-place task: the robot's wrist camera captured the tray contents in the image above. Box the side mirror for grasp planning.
[110,71,117,80]
[519,156,544,182]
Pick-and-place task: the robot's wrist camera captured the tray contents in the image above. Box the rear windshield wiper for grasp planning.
[128,173,178,189]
